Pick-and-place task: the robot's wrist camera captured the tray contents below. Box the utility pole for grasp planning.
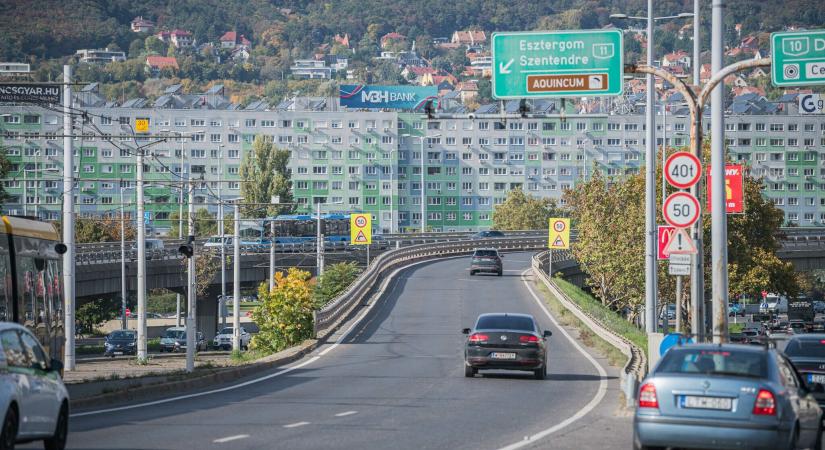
[218,146,226,329]
[120,187,128,330]
[185,178,196,372]
[644,0,658,334]
[62,64,76,370]
[420,137,426,233]
[136,141,147,361]
[233,202,241,351]
[693,0,701,85]
[269,220,276,291]
[316,201,324,277]
[710,0,729,343]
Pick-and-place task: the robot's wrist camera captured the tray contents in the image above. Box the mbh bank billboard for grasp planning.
[339,84,437,110]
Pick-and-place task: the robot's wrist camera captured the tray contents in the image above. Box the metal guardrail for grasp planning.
[530,250,646,407]
[312,237,546,340]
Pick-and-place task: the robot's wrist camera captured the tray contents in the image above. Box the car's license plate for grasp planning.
[114,351,123,355]
[809,374,825,384]
[490,352,516,360]
[680,395,732,410]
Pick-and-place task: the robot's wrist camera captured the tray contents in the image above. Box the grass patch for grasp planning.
[551,277,648,355]
[729,322,744,333]
[533,281,628,367]
[229,348,271,364]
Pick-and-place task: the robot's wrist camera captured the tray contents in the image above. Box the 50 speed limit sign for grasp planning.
[663,192,701,228]
[664,152,702,189]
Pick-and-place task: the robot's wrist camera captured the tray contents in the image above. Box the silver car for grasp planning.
[0,322,69,449]
[634,343,822,450]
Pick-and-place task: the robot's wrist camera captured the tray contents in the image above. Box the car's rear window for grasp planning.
[109,331,135,339]
[474,250,498,257]
[476,315,534,331]
[656,348,767,378]
[785,340,825,358]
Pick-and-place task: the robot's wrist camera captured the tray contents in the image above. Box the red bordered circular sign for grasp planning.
[663,192,701,228]
[664,152,702,189]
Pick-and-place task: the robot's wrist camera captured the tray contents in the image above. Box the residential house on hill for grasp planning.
[334,34,350,48]
[219,31,251,49]
[451,30,487,47]
[290,59,333,79]
[456,81,478,103]
[380,32,406,49]
[76,48,126,64]
[157,30,193,48]
[146,56,179,76]
[662,51,691,69]
[131,16,155,33]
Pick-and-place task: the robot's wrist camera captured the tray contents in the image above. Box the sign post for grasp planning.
[771,30,825,87]
[492,30,623,99]
[548,218,570,277]
[350,213,372,265]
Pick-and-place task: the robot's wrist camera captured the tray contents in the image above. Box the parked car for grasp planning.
[814,301,825,315]
[0,322,69,449]
[761,294,789,314]
[204,236,233,248]
[462,313,551,380]
[789,320,807,335]
[212,327,251,350]
[470,230,505,239]
[158,327,206,352]
[633,343,823,450]
[784,334,825,409]
[469,248,503,276]
[660,304,676,321]
[103,330,136,357]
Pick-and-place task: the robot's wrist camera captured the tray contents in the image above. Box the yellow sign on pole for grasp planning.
[350,213,372,245]
[548,218,570,249]
[135,118,150,133]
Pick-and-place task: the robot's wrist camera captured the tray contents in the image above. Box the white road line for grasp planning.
[72,257,457,418]
[334,410,358,417]
[497,270,610,450]
[213,434,249,443]
[283,421,310,428]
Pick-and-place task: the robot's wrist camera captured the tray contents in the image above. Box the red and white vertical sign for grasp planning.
[657,225,675,260]
[706,164,745,214]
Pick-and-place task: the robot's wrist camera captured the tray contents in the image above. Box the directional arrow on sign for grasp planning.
[499,59,514,74]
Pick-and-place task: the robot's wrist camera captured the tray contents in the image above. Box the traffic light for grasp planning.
[178,239,194,258]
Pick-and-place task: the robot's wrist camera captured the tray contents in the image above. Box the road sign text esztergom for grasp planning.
[492,30,623,99]
[771,30,825,87]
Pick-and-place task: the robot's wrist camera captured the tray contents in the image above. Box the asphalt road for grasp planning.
[46,253,630,450]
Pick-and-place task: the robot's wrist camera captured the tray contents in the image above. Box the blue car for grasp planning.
[634,344,823,450]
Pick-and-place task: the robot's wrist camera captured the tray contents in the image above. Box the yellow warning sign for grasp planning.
[548,218,570,250]
[135,118,150,133]
[350,214,372,245]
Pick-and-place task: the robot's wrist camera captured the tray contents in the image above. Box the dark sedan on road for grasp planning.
[103,330,136,357]
[469,248,503,276]
[785,334,825,409]
[463,313,551,380]
[634,344,823,450]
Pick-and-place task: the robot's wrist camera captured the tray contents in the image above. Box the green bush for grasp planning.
[313,262,361,308]
[250,268,314,353]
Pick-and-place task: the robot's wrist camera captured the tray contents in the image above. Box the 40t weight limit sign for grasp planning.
[663,192,701,228]
[664,152,702,189]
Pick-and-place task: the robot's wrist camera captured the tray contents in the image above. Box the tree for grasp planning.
[144,36,167,55]
[76,298,119,335]
[492,188,561,230]
[72,216,136,243]
[312,262,361,308]
[168,208,220,238]
[128,39,145,58]
[250,268,314,353]
[563,142,800,325]
[240,135,294,218]
[0,148,11,207]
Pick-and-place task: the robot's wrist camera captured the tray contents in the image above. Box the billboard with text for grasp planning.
[339,85,437,110]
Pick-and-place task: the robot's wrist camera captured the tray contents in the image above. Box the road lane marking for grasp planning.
[72,257,460,418]
[497,270,609,450]
[213,435,249,443]
[283,421,310,428]
[335,410,358,417]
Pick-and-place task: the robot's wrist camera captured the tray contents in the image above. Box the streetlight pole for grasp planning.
[420,137,425,233]
[693,0,701,85]
[135,147,147,361]
[644,0,658,334]
[218,145,226,329]
[710,0,728,343]
[233,202,241,352]
[120,185,131,330]
[62,64,76,370]
[185,177,196,372]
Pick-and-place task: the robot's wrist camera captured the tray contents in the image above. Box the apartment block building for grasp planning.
[1,92,824,234]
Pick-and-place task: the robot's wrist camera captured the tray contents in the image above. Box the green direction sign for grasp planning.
[491,30,623,99]
[771,30,825,87]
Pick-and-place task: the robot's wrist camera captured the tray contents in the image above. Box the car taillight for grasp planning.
[752,389,776,416]
[468,333,488,343]
[638,383,659,408]
[519,335,540,343]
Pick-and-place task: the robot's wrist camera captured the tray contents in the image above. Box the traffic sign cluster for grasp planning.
[662,152,701,275]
